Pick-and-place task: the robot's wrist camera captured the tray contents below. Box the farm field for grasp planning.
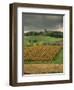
[24,45,62,62]
[24,36,63,47]
[24,47,63,64]
[24,46,63,74]
[24,64,63,74]
[24,32,63,74]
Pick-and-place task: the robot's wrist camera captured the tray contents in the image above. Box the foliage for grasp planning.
[24,31,63,38]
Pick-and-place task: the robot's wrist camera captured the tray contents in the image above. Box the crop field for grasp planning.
[24,45,63,74]
[24,64,63,74]
[24,32,63,74]
[24,45,62,61]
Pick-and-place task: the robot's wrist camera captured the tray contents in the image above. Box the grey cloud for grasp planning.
[22,13,63,32]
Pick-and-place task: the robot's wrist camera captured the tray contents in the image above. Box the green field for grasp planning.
[51,49,63,64]
[24,35,63,47]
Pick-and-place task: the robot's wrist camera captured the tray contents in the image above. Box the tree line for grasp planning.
[24,30,63,38]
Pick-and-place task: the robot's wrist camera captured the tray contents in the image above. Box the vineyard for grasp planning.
[24,45,62,61]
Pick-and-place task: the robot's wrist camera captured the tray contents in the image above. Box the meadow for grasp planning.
[24,35,63,47]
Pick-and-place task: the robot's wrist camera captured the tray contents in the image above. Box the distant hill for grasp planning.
[24,30,63,38]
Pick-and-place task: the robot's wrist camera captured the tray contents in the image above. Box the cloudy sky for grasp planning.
[22,13,63,32]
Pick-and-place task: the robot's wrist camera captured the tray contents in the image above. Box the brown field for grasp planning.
[24,45,62,61]
[24,64,63,74]
[24,45,63,74]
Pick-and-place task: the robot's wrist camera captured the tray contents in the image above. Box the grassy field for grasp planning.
[24,34,63,74]
[51,49,63,64]
[24,36,63,47]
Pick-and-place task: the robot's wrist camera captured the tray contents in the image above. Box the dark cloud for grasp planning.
[22,13,63,32]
